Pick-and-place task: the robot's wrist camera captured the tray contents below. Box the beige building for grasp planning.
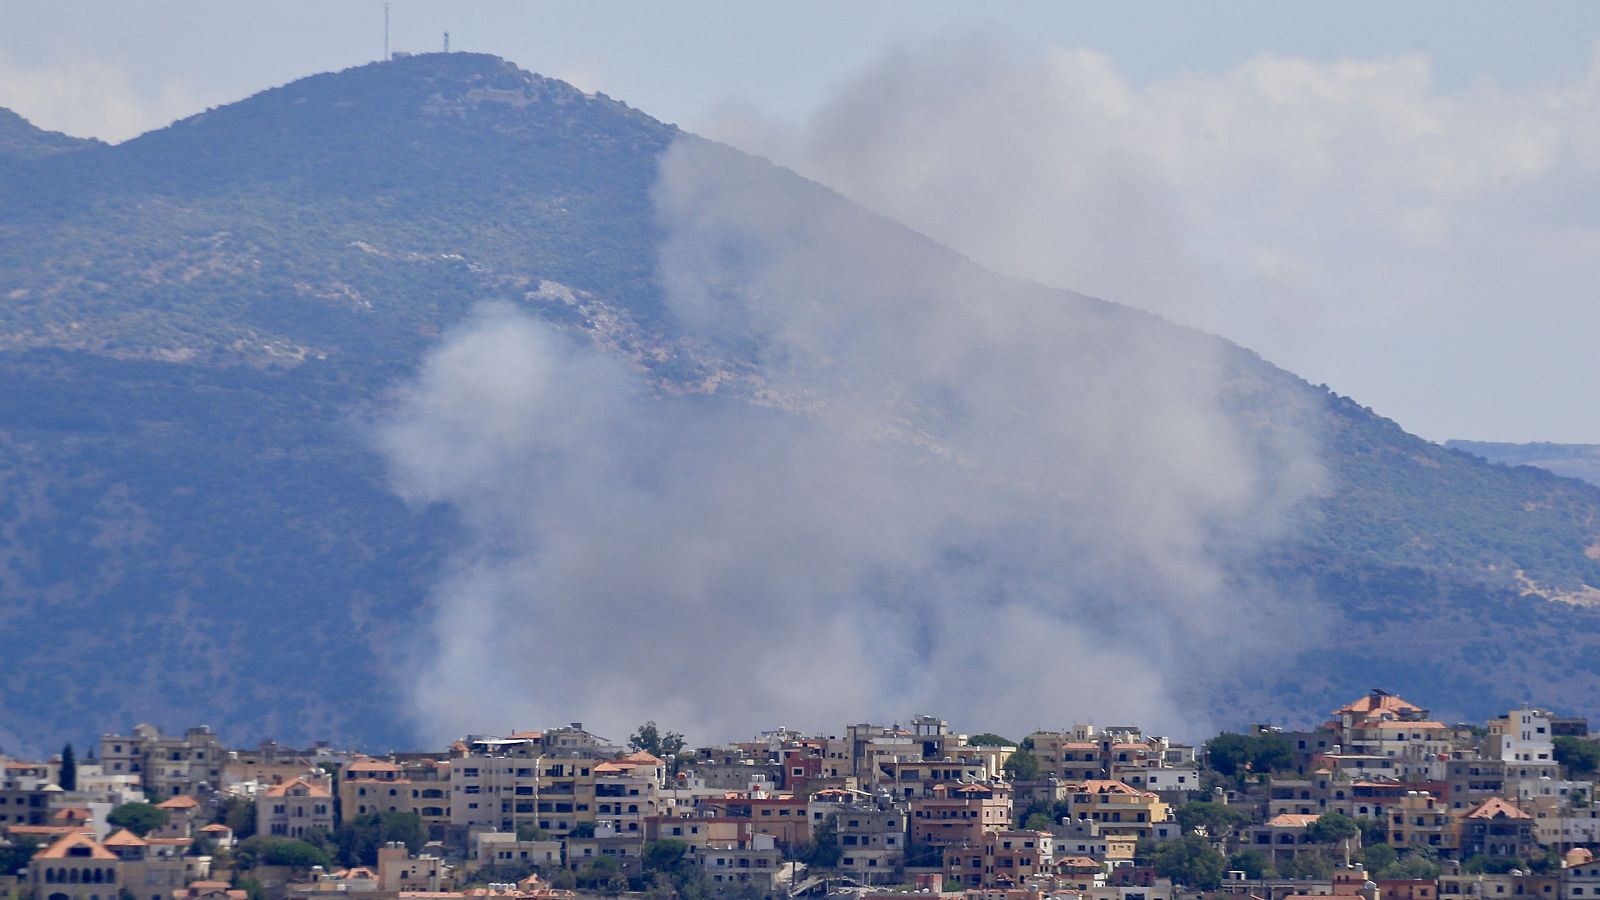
[99,726,226,800]
[29,831,121,900]
[592,752,665,837]
[103,828,211,900]
[910,783,1012,848]
[1061,780,1168,839]
[340,758,413,819]
[945,830,1054,889]
[258,778,334,839]
[1387,791,1454,852]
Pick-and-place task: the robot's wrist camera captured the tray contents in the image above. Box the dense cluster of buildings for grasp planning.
[3,691,1600,900]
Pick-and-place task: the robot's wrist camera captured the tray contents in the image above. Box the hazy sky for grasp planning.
[5,2,1600,442]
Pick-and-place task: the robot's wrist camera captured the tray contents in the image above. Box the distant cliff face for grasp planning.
[0,53,1598,751]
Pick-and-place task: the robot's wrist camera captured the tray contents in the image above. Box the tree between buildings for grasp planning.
[107,802,169,837]
[630,721,689,775]
[1554,736,1600,777]
[60,744,77,792]
[334,811,425,866]
[1173,801,1250,845]
[1148,835,1225,890]
[1203,732,1293,778]
[1002,749,1040,781]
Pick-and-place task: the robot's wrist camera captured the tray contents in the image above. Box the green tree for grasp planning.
[1002,749,1041,781]
[1527,849,1564,875]
[1281,851,1334,879]
[220,796,257,840]
[644,839,691,873]
[516,823,549,842]
[1361,844,1397,873]
[1554,736,1600,777]
[1174,801,1250,842]
[1306,812,1360,846]
[800,815,841,868]
[629,721,687,759]
[59,744,77,792]
[1228,849,1274,879]
[1356,816,1387,847]
[1205,733,1253,777]
[1463,855,1527,875]
[575,856,620,889]
[1023,812,1055,831]
[1205,732,1293,777]
[1250,733,1294,773]
[1150,835,1226,889]
[263,839,332,869]
[232,876,264,900]
[234,836,332,870]
[968,733,1015,747]
[108,802,169,837]
[1377,847,1440,880]
[334,811,425,867]
[0,835,41,876]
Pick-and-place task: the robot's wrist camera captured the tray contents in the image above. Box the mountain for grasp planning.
[2,53,1599,750]
[1447,441,1600,488]
[0,108,99,162]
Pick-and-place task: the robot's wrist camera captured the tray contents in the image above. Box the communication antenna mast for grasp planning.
[444,31,450,53]
[384,3,390,59]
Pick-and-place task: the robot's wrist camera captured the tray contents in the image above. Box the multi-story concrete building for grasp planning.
[945,830,1054,889]
[1488,709,1558,765]
[29,830,121,900]
[1458,797,1537,859]
[592,752,665,838]
[1061,780,1168,839]
[691,832,786,893]
[807,789,907,882]
[257,777,334,839]
[910,782,1012,848]
[99,726,226,799]
[1387,790,1455,852]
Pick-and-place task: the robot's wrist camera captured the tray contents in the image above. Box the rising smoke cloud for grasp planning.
[700,37,1600,442]
[377,122,1325,745]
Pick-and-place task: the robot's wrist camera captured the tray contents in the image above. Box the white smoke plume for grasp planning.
[377,126,1325,745]
[699,37,1600,441]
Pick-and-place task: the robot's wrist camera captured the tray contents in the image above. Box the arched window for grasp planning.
[44,868,55,883]
[69,868,80,883]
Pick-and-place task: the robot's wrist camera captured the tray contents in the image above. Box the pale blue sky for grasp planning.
[5,2,1600,443]
[8,2,1600,136]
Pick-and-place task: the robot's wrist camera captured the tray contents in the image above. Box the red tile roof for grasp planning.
[1466,797,1531,820]
[104,828,149,847]
[263,776,332,798]
[33,830,117,860]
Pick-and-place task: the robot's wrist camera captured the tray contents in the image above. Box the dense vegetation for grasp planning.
[0,53,1599,750]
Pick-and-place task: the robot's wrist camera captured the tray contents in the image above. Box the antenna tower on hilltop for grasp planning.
[383,3,390,59]
[444,31,450,53]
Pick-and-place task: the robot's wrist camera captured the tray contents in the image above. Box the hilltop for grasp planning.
[1448,441,1600,488]
[1,53,1599,748]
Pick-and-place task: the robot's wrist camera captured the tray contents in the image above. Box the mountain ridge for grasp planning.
[1,53,1599,750]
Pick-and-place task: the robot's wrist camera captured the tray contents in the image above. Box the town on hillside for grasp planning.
[4,690,1600,900]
